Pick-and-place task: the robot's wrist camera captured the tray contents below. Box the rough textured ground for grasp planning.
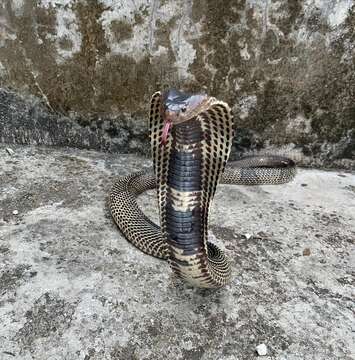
[0,144,354,360]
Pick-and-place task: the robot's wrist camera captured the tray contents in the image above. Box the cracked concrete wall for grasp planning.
[0,0,354,168]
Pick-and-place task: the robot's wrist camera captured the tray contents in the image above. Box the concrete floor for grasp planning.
[0,144,354,360]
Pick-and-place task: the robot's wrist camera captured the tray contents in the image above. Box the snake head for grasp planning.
[160,89,209,145]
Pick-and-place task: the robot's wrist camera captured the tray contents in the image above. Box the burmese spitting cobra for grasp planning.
[109,89,296,288]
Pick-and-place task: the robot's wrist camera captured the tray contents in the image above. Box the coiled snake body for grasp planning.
[110,89,296,288]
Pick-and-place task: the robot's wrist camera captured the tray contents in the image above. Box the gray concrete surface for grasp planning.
[0,144,354,359]
[1,0,355,168]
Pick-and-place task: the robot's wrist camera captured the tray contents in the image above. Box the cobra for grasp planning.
[109,89,296,288]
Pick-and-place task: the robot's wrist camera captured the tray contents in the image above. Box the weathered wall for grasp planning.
[0,0,354,168]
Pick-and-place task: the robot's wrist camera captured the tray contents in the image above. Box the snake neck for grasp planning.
[163,119,217,287]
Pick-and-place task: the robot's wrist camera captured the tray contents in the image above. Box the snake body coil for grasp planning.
[109,90,296,288]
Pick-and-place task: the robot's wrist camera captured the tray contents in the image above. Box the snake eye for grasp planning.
[181,106,187,113]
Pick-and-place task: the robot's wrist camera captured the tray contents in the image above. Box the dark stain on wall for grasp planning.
[1,0,57,100]
[110,19,133,42]
[277,0,303,35]
[190,0,246,99]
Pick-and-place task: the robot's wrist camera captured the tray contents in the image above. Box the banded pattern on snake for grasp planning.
[109,89,296,288]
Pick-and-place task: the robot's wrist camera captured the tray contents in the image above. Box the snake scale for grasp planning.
[109,89,296,288]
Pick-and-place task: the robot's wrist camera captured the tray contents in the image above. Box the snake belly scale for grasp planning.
[109,89,296,288]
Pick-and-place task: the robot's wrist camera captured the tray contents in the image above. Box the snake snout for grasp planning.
[164,110,179,122]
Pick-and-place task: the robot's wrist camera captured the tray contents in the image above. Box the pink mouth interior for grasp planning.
[161,120,172,145]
